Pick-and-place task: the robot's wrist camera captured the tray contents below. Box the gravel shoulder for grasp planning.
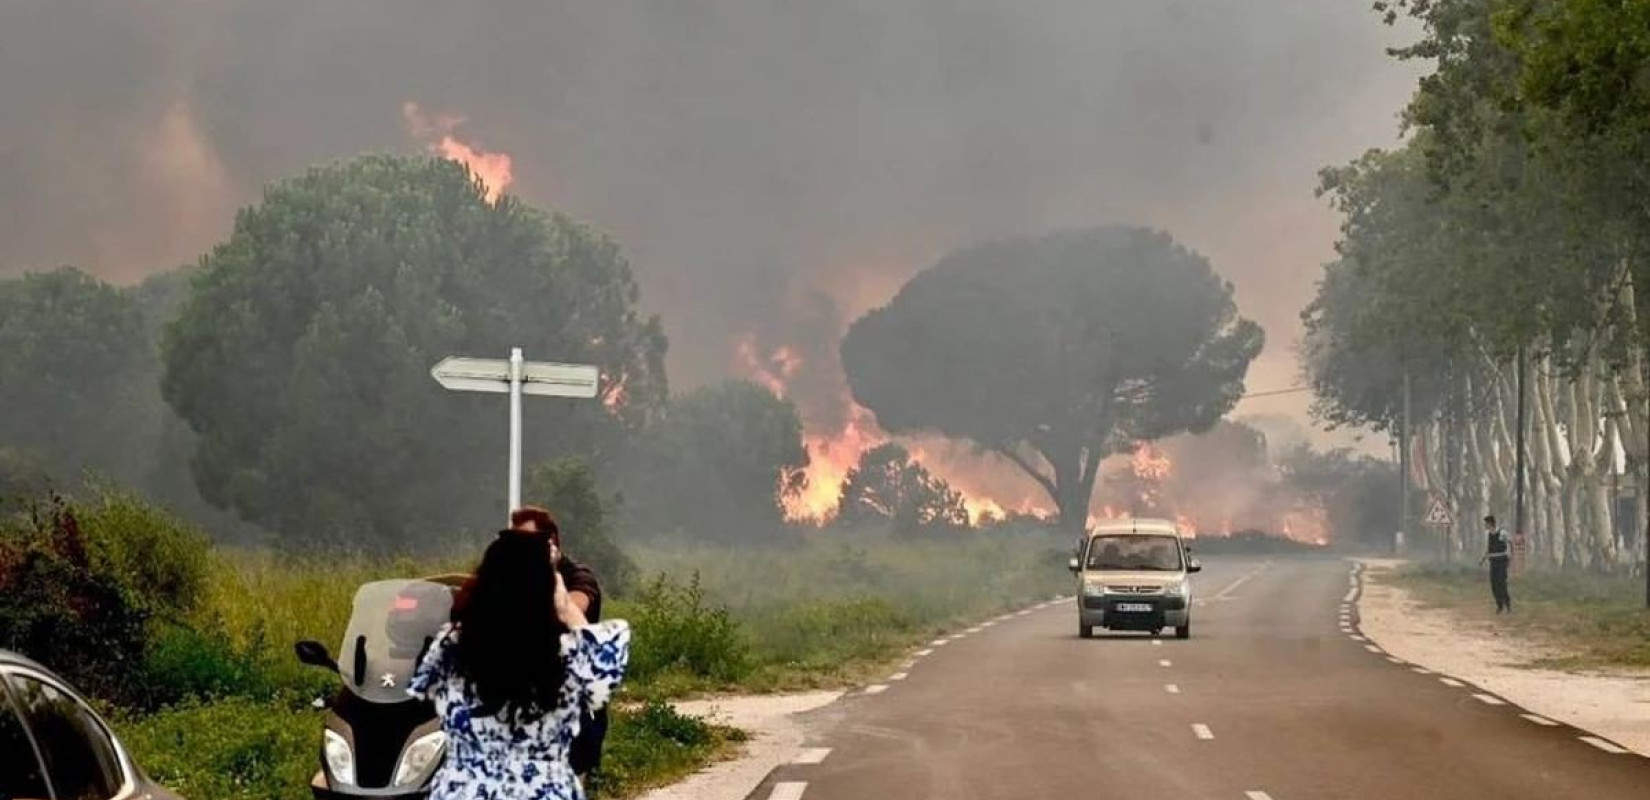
[1358,558,1650,756]
[633,691,841,800]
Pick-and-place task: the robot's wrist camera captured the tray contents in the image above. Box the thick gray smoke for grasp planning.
[0,1,1418,438]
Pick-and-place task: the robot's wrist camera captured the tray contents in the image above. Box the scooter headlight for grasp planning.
[323,729,356,786]
[394,731,448,788]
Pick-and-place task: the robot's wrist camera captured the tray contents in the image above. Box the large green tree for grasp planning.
[0,268,155,485]
[619,381,808,543]
[841,226,1263,533]
[162,155,667,548]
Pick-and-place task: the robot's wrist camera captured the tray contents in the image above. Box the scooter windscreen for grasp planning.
[339,580,455,703]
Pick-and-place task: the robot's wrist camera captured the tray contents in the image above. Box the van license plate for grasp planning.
[1116,603,1153,613]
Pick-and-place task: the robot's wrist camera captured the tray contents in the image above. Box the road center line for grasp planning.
[1159,659,1173,667]
[768,782,808,800]
[1165,683,1180,694]
[1580,736,1630,754]
[1245,793,1275,800]
[1152,639,1163,647]
[1192,723,1214,740]
[1521,714,1558,726]
[792,748,831,765]
[1212,561,1271,601]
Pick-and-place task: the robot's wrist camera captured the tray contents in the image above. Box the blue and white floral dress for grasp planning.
[408,620,631,800]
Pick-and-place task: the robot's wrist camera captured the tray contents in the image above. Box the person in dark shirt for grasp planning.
[1479,515,1513,614]
[455,506,608,779]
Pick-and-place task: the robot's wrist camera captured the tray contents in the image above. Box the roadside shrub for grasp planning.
[76,486,211,618]
[119,696,317,800]
[620,574,753,685]
[133,621,278,709]
[0,496,151,701]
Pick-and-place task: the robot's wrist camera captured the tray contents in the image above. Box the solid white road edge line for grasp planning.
[890,672,909,681]
[915,649,933,657]
[1192,723,1214,740]
[1472,693,1507,706]
[1580,736,1630,754]
[792,748,831,765]
[1521,714,1559,726]
[768,782,808,800]
[1440,677,1465,688]
[864,684,889,695]
[1364,645,1382,653]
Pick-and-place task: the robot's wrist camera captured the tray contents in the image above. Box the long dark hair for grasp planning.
[452,532,569,720]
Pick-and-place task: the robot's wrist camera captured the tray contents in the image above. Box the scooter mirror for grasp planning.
[295,639,339,672]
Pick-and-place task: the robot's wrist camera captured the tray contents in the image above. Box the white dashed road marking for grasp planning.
[792,748,831,765]
[1472,693,1506,706]
[1245,793,1275,800]
[1580,736,1630,754]
[930,639,948,647]
[890,672,909,681]
[864,684,889,695]
[1364,645,1382,653]
[1521,714,1559,726]
[1159,659,1173,668]
[1165,684,1181,694]
[1440,678,1465,688]
[1411,667,1433,675]
[1212,562,1271,601]
[768,782,808,800]
[1192,723,1214,740]
[915,649,934,657]
[1349,635,1367,642]
[1152,639,1163,647]
[1386,657,1405,664]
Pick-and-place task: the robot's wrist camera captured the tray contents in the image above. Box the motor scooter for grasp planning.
[295,575,466,798]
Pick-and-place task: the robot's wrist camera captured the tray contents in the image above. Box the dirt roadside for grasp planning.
[1357,559,1650,756]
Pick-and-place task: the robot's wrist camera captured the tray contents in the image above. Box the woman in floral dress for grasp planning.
[409,530,630,799]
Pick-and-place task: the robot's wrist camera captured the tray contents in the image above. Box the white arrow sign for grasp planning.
[431,357,599,398]
[431,348,601,516]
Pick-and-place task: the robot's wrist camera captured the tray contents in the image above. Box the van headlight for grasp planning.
[324,729,356,786]
[1083,583,1108,597]
[1164,580,1188,597]
[394,731,448,787]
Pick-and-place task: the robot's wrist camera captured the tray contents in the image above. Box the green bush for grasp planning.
[0,496,152,703]
[76,486,211,618]
[134,622,280,709]
[586,700,741,799]
[619,574,753,686]
[119,697,318,800]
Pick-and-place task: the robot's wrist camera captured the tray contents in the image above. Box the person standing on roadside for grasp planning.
[1479,515,1513,613]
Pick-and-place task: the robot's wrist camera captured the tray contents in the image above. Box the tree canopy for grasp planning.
[161,155,667,549]
[842,226,1263,532]
[618,380,808,543]
[835,443,969,534]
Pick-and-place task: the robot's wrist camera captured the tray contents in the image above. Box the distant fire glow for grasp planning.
[402,102,515,203]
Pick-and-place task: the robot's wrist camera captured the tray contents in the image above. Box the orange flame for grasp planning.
[402,102,515,203]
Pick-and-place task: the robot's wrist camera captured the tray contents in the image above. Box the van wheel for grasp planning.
[1175,623,1191,640]
[1079,624,1094,639]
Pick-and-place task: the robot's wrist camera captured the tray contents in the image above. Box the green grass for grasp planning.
[1385,565,1650,669]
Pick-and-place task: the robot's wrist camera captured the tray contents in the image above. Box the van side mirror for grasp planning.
[1188,560,1203,574]
[1067,557,1081,573]
[295,640,339,673]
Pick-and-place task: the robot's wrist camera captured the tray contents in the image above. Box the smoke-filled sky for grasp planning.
[0,1,1421,448]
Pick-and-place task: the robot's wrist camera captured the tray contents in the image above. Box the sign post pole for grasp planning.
[431,350,600,521]
[508,347,524,511]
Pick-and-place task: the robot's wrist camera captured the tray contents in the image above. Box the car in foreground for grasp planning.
[0,649,183,800]
[1070,517,1201,639]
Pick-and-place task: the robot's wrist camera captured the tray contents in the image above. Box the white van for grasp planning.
[1068,517,1201,639]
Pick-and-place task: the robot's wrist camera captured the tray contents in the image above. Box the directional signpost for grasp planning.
[431,348,599,518]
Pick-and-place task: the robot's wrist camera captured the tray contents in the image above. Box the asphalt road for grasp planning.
[744,555,1650,800]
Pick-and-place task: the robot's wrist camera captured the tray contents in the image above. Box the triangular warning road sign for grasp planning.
[1423,498,1454,527]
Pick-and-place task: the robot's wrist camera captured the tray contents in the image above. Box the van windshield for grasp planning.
[1084,534,1183,571]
